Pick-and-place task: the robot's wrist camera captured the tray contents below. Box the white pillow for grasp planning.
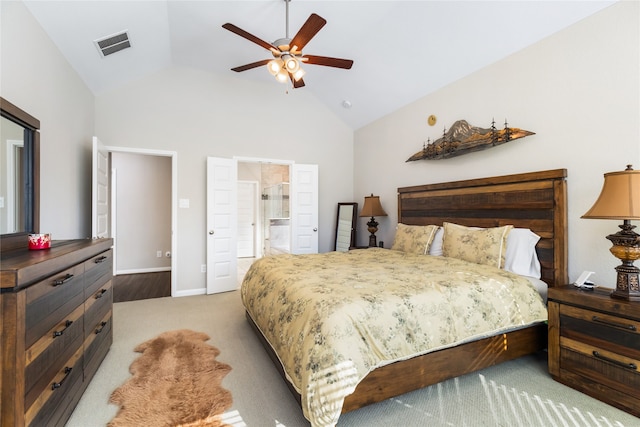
[429,225,541,278]
[504,228,541,279]
[428,227,444,256]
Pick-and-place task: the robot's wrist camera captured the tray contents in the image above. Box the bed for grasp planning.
[241,169,568,427]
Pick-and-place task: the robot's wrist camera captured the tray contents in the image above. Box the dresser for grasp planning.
[1,238,114,427]
[548,285,640,417]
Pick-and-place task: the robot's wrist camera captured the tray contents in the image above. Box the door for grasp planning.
[92,137,110,239]
[290,164,319,254]
[206,157,238,294]
[237,181,257,258]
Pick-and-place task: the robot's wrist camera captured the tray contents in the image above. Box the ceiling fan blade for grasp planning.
[222,23,277,52]
[289,73,305,89]
[289,13,326,52]
[302,55,354,69]
[231,59,271,72]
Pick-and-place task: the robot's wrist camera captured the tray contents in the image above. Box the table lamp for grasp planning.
[360,194,387,247]
[582,165,640,301]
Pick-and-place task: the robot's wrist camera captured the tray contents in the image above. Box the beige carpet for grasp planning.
[66,291,640,427]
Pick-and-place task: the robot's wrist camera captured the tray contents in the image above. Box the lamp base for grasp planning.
[367,216,379,248]
[610,259,640,301]
[607,221,640,301]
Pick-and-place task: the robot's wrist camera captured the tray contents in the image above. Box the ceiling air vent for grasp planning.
[94,30,131,57]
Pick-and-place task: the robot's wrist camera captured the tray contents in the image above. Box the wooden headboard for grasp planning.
[397,169,568,287]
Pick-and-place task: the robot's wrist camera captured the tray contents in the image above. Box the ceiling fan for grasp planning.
[222,0,353,88]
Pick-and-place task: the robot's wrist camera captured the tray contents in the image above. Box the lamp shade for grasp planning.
[582,165,640,220]
[360,194,387,217]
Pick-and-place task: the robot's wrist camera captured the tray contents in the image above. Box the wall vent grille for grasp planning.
[94,31,131,57]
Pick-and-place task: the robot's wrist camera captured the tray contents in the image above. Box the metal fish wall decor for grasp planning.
[407,119,535,162]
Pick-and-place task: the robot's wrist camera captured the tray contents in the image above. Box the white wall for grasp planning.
[112,152,172,272]
[1,1,95,239]
[94,66,354,294]
[354,1,640,287]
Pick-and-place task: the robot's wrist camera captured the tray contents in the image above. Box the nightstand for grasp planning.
[547,285,640,417]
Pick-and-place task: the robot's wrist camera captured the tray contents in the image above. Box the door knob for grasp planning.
[209,230,215,235]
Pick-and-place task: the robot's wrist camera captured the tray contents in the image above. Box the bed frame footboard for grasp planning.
[246,310,546,413]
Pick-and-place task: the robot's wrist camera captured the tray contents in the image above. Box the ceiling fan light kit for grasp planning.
[268,59,283,75]
[222,0,353,88]
[276,69,289,83]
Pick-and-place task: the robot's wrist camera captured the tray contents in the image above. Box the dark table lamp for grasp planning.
[582,165,640,301]
[360,194,387,247]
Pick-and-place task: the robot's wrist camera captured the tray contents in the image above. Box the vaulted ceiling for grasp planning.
[23,1,616,129]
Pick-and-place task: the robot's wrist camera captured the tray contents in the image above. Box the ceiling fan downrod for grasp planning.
[285,0,291,39]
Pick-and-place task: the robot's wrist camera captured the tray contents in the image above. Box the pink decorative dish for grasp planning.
[28,233,51,250]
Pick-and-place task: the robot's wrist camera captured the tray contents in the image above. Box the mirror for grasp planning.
[334,202,357,252]
[0,97,40,252]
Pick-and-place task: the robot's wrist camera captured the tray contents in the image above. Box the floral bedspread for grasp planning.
[240,248,547,427]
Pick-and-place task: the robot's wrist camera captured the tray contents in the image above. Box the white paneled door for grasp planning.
[206,157,238,294]
[91,137,110,239]
[291,164,319,254]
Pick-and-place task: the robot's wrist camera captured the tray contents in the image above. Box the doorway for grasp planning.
[207,157,318,294]
[237,180,258,258]
[238,161,291,258]
[92,139,178,299]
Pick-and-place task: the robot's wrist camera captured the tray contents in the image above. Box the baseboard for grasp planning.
[116,267,171,275]
[174,288,206,298]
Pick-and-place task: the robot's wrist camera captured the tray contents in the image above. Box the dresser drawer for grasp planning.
[84,280,112,340]
[25,264,85,348]
[84,310,113,382]
[25,346,84,427]
[84,249,112,295]
[24,304,84,408]
[560,337,640,396]
[559,304,640,358]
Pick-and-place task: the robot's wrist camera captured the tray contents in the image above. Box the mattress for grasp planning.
[241,248,548,426]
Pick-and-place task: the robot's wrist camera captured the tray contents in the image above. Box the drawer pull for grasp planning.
[592,351,638,371]
[95,321,108,334]
[53,320,73,338]
[51,367,72,390]
[52,274,74,286]
[592,315,637,331]
[95,288,108,299]
[94,256,108,264]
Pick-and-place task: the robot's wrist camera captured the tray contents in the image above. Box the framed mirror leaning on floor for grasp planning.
[334,202,357,251]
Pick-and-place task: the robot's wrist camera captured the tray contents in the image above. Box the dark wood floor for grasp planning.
[113,271,171,303]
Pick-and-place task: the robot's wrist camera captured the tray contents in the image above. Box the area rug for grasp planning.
[108,329,232,427]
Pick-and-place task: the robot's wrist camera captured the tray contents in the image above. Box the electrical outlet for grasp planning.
[156,251,162,258]
[201,264,206,273]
